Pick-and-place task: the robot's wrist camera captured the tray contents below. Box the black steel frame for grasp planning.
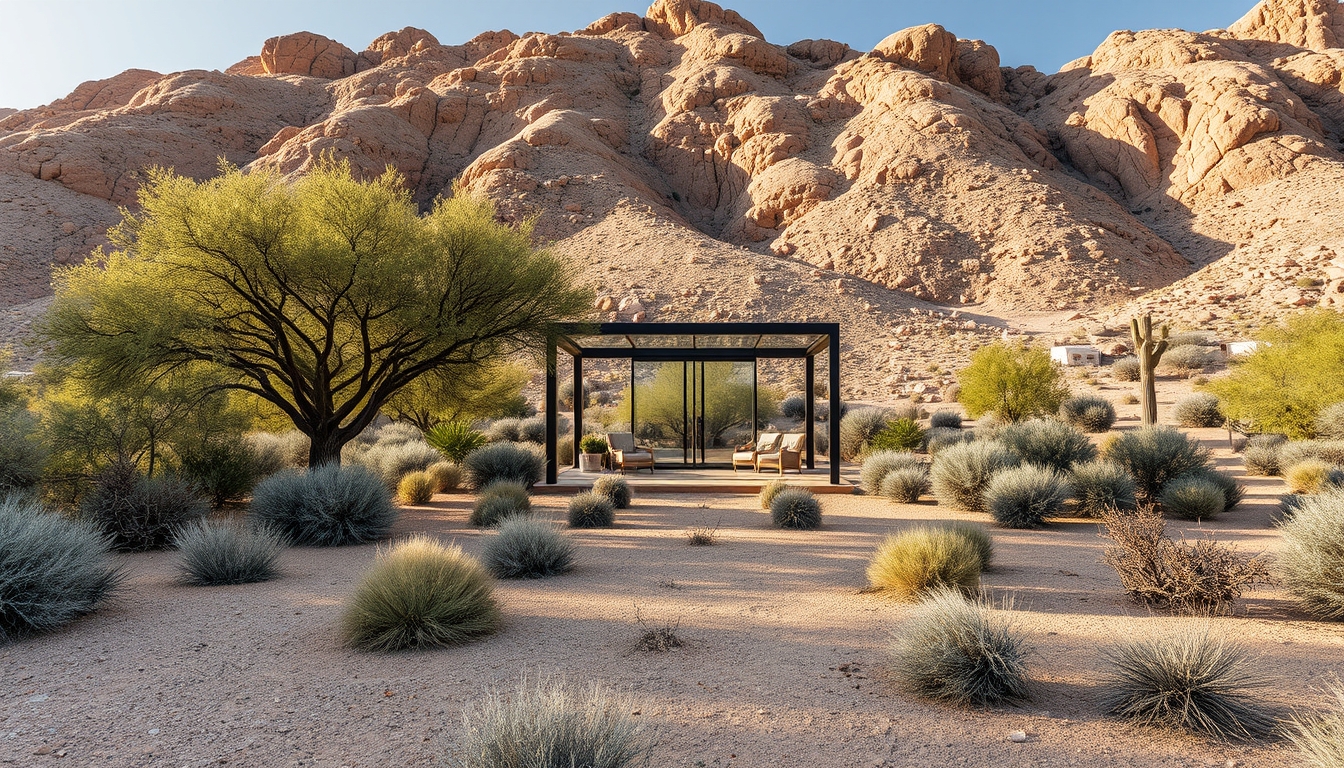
[545,322,841,485]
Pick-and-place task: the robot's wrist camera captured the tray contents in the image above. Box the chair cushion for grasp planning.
[781,433,807,452]
[756,432,783,452]
[607,433,636,453]
[732,451,757,461]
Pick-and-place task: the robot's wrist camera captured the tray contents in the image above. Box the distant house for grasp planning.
[1221,341,1262,356]
[1050,346,1101,367]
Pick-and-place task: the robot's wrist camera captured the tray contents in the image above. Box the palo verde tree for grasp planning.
[956,341,1069,423]
[42,160,591,467]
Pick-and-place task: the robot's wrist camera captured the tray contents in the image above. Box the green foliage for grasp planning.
[1316,403,1344,441]
[481,515,575,579]
[1102,426,1211,503]
[172,519,282,586]
[592,475,632,508]
[568,491,615,528]
[984,464,1072,528]
[879,466,930,503]
[425,421,488,465]
[579,434,609,454]
[1186,467,1244,514]
[383,360,530,432]
[42,161,591,468]
[455,677,652,768]
[463,443,545,490]
[1286,459,1343,494]
[398,471,436,505]
[889,588,1030,707]
[838,407,890,461]
[1173,394,1224,428]
[866,527,982,599]
[997,418,1097,473]
[78,463,210,551]
[769,488,822,530]
[1059,395,1116,433]
[1205,310,1344,438]
[956,342,1069,423]
[860,450,921,493]
[1278,488,1344,619]
[616,361,777,448]
[1102,631,1276,739]
[1112,356,1141,382]
[1287,683,1344,768]
[930,440,1020,512]
[249,465,396,546]
[758,479,787,510]
[1069,461,1137,516]
[869,418,926,453]
[472,481,532,528]
[342,536,500,652]
[0,404,45,495]
[1160,475,1226,520]
[0,496,121,641]
[929,410,963,429]
[177,437,260,507]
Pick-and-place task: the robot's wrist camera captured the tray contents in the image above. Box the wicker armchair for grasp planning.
[732,432,781,472]
[756,432,806,475]
[607,432,655,473]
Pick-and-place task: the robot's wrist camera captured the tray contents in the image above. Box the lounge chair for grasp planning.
[607,432,655,473]
[756,432,806,475]
[733,432,782,472]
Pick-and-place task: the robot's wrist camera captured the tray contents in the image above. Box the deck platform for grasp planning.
[534,464,856,495]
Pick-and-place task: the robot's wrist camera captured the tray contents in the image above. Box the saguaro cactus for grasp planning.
[1129,314,1169,427]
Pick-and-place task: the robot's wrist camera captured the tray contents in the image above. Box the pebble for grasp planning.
[148,728,160,735]
[1009,730,1027,743]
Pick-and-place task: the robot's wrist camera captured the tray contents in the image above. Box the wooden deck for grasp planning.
[535,464,856,495]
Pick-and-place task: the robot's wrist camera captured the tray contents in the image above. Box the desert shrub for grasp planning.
[1059,395,1116,433]
[1167,331,1216,348]
[1160,475,1226,520]
[557,436,574,466]
[245,430,310,476]
[482,515,575,579]
[249,465,396,546]
[925,426,974,455]
[425,421,488,464]
[397,471,436,505]
[984,464,1071,528]
[172,519,282,586]
[769,488,822,530]
[1070,460,1137,516]
[1287,459,1344,495]
[931,440,1020,512]
[1101,631,1276,739]
[1242,444,1281,476]
[889,587,1030,706]
[591,475,632,509]
[472,481,532,528]
[463,442,545,490]
[455,677,652,768]
[814,431,829,457]
[1315,403,1344,441]
[780,394,807,420]
[0,407,46,494]
[889,402,920,422]
[1099,507,1269,614]
[79,463,211,551]
[998,418,1097,472]
[1278,488,1344,619]
[929,409,963,429]
[517,416,547,445]
[342,536,499,651]
[947,521,994,570]
[486,418,523,443]
[1287,683,1344,768]
[1112,356,1141,382]
[1281,440,1344,470]
[869,418,926,453]
[177,437,260,507]
[1173,394,1224,428]
[568,492,615,528]
[1102,426,1211,503]
[1188,467,1244,513]
[839,407,890,461]
[427,461,462,492]
[0,496,121,641]
[957,341,1069,423]
[860,451,922,493]
[350,439,441,487]
[759,479,787,510]
[866,527,981,599]
[880,467,930,503]
[1162,344,1215,376]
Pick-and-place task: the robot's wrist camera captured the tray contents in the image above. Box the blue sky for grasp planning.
[3,0,1258,109]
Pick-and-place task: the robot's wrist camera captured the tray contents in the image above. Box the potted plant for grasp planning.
[578,434,608,473]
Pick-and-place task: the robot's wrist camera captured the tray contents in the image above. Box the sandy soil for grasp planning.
[1,417,1337,767]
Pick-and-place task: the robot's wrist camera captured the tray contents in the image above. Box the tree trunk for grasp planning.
[307,428,346,468]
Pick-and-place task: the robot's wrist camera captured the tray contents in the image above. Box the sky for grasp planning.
[1,0,1260,110]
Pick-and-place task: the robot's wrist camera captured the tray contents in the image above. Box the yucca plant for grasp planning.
[425,421,488,464]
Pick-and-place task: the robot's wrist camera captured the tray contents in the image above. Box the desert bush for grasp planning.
[1173,394,1224,428]
[249,465,396,546]
[1101,631,1276,739]
[889,587,1030,706]
[839,407,890,461]
[427,461,462,493]
[1112,356,1141,382]
[557,436,574,466]
[455,677,652,768]
[1287,682,1344,768]
[0,407,46,494]
[780,394,808,420]
[998,419,1097,472]
[1315,403,1344,441]
[759,479,787,510]
[245,430,310,476]
[869,418,926,453]
[568,492,615,528]
[425,421,488,464]
[463,442,545,490]
[1242,444,1281,476]
[880,467,930,503]
[1059,395,1116,433]
[889,402,920,423]
[925,426,974,455]
[482,515,575,579]
[172,519,282,586]
[350,439,441,487]
[1160,475,1226,520]
[1099,507,1269,614]
[769,488,822,530]
[929,409,963,429]
[985,464,1071,528]
[472,481,532,528]
[860,451,922,493]
[0,496,121,641]
[1167,331,1216,348]
[342,536,499,651]
[1286,459,1343,494]
[866,527,981,599]
[486,417,523,443]
[957,341,1069,423]
[1162,344,1215,376]
[1189,467,1244,513]
[931,440,1020,512]
[79,463,211,551]
[1070,461,1137,516]
[947,521,994,570]
[397,471,436,505]
[1281,440,1344,470]
[1278,488,1344,619]
[517,416,547,445]
[177,437,260,507]
[591,475,632,509]
[1102,426,1211,503]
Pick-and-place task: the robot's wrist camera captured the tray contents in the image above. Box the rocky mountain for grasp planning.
[2,0,1343,398]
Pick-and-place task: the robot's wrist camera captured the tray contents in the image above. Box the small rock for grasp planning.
[631,311,647,323]
[595,297,613,312]
[1009,730,1027,743]
[563,202,582,213]
[33,746,52,755]
[148,728,160,735]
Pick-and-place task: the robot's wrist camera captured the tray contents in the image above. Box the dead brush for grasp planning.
[685,510,721,546]
[1099,507,1270,614]
[632,605,682,652]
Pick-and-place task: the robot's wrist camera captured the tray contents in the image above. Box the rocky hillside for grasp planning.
[2,0,1344,398]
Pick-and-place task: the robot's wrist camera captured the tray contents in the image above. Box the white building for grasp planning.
[1050,346,1101,367]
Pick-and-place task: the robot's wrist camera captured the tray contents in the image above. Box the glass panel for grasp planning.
[695,335,761,348]
[631,335,694,348]
[699,361,756,464]
[631,361,688,466]
[570,334,632,349]
[756,334,824,349]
